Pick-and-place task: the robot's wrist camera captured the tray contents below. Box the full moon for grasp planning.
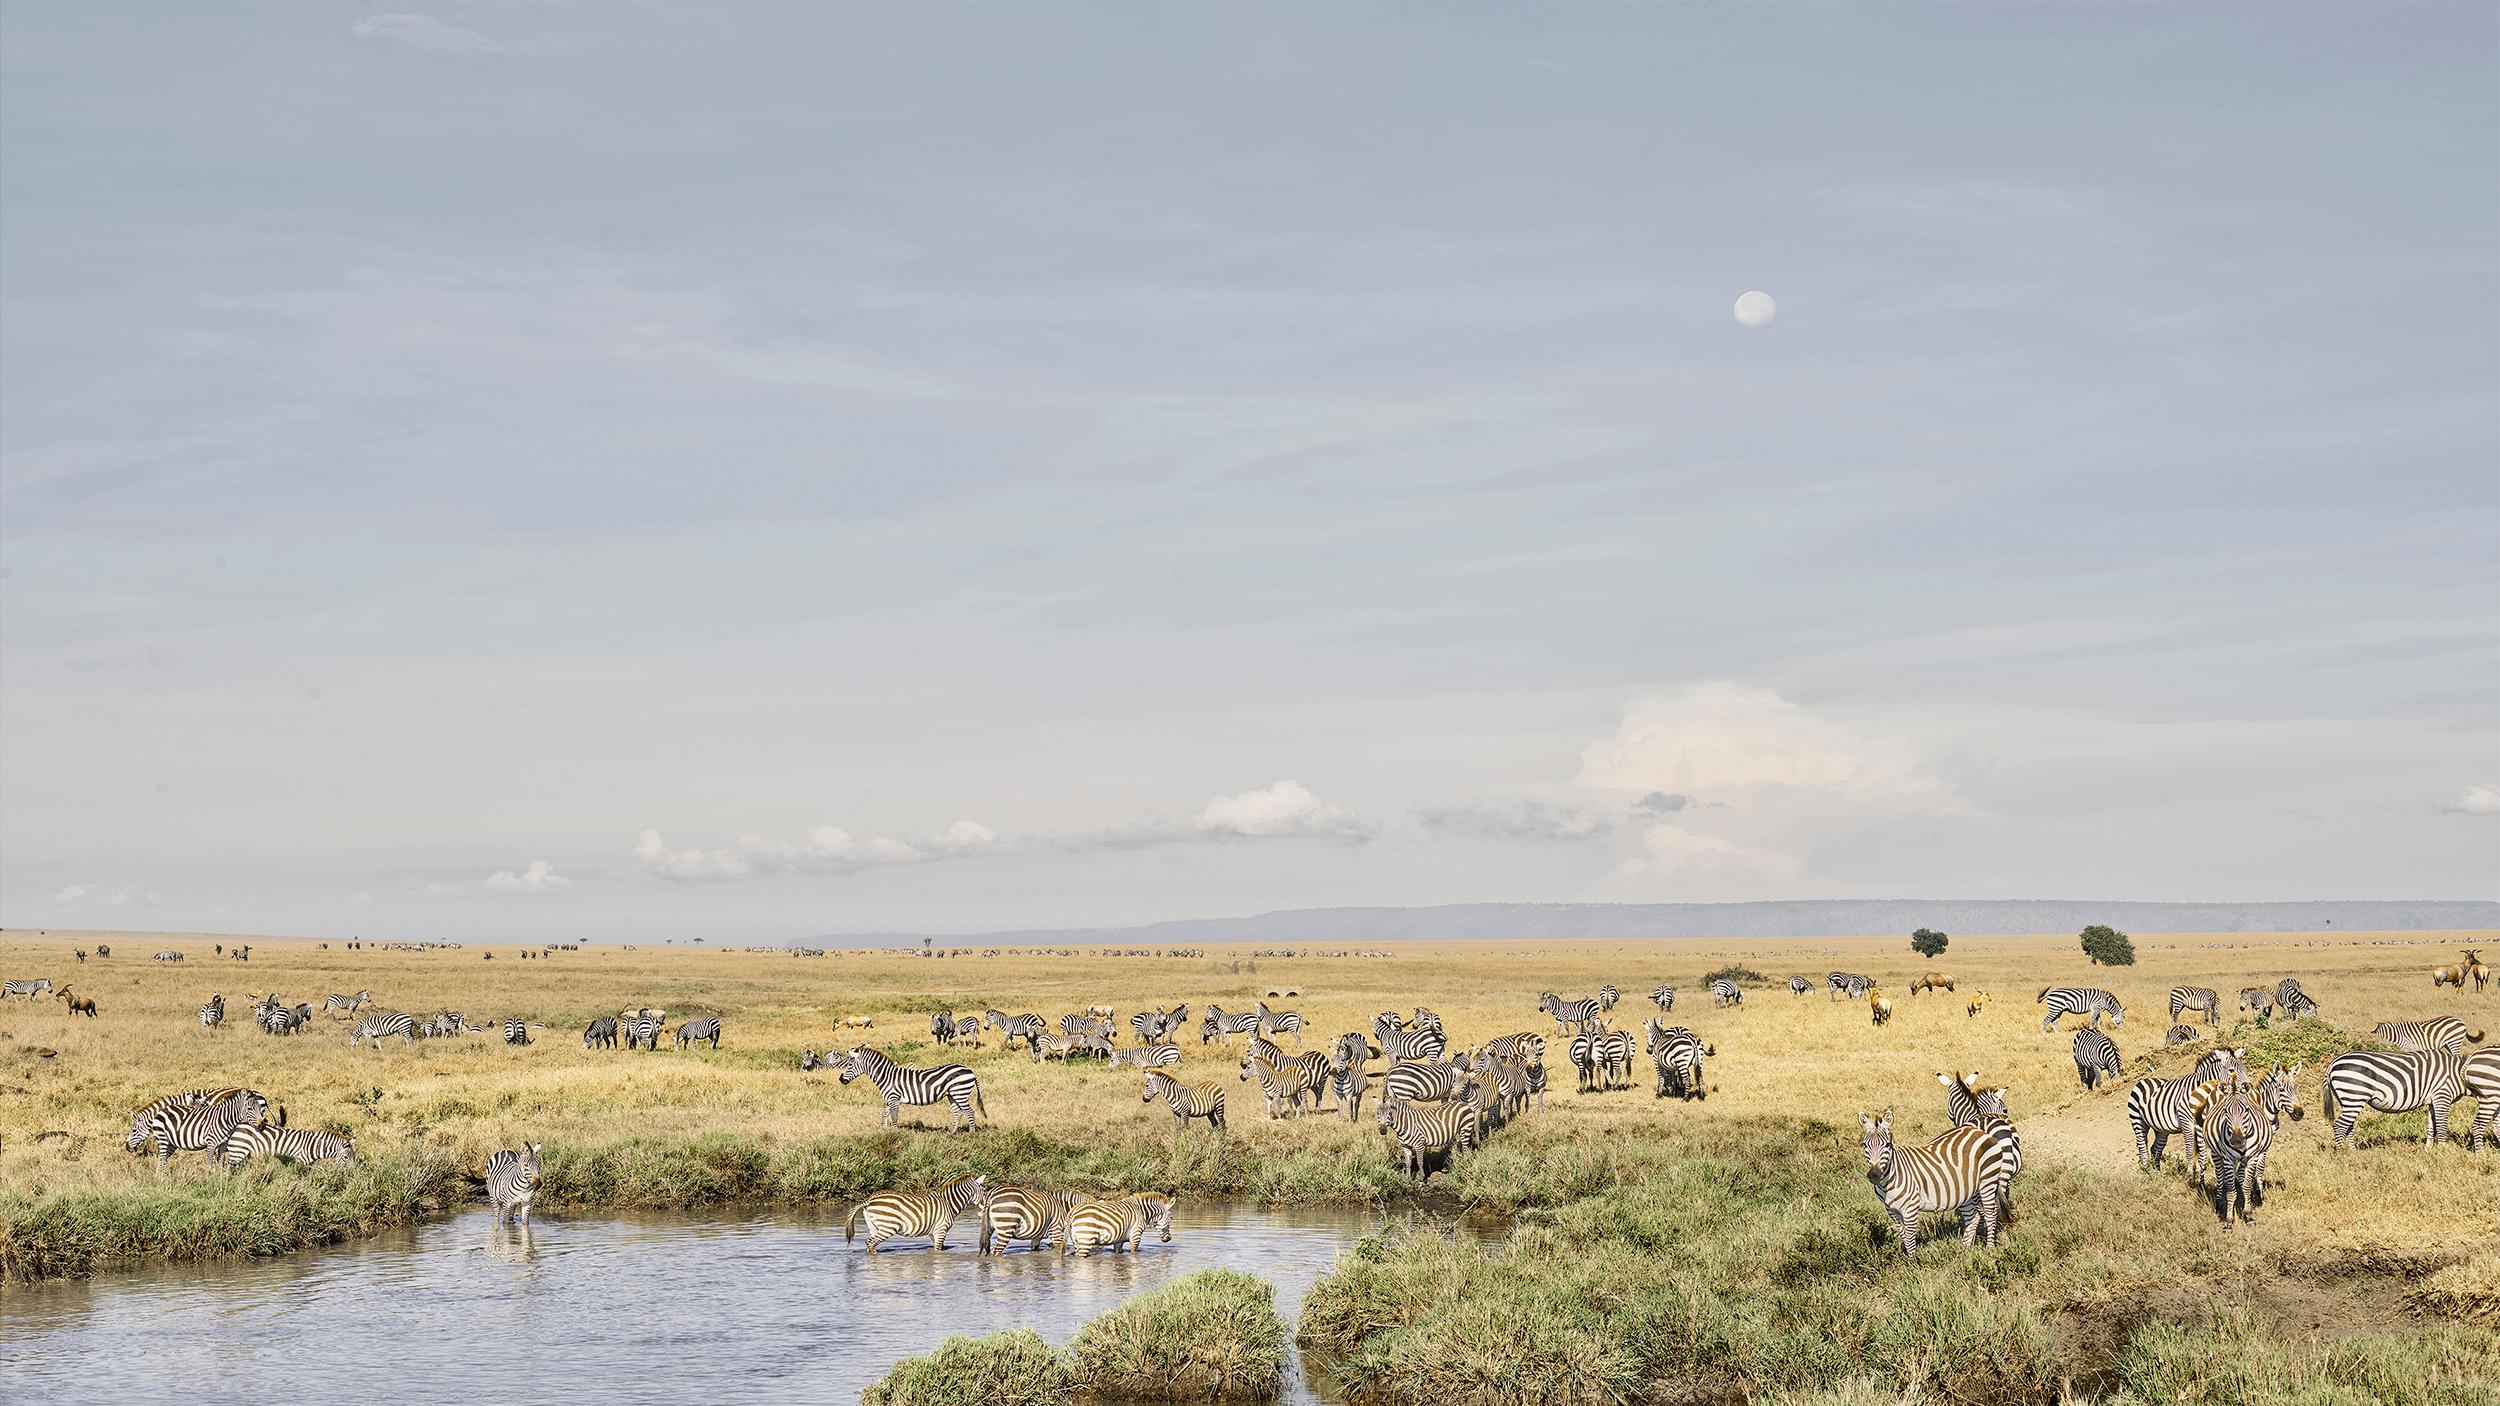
[1733,290,1776,328]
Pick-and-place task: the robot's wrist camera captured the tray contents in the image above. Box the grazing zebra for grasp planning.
[1827,972,1872,1001]
[984,1009,1047,1051]
[2464,1048,2500,1153]
[1382,1058,1471,1104]
[1060,1193,1176,1257]
[1254,1002,1306,1046]
[487,1142,542,1225]
[844,1173,989,1253]
[349,1012,416,1048]
[153,950,184,963]
[1142,1071,1226,1131]
[325,990,372,1019]
[145,1091,271,1171]
[1597,984,1621,1012]
[1375,1096,1480,1182]
[2126,1047,2248,1169]
[841,1047,986,1132]
[1198,1006,1261,1046]
[1128,1009,1167,1044]
[126,1088,255,1152]
[229,945,250,962]
[502,1018,533,1046]
[1479,1030,1546,1067]
[1539,992,1601,1032]
[2237,987,2274,1019]
[2322,1049,2467,1149]
[2275,979,2318,1020]
[2372,1016,2482,1056]
[1648,1021,1708,1100]
[198,994,225,1029]
[675,1016,722,1050]
[1651,985,1678,1011]
[219,1123,356,1171]
[1857,1109,2019,1255]
[1787,976,1812,997]
[1710,979,1744,1008]
[624,1015,662,1051]
[1869,991,1895,1027]
[2169,986,2221,1026]
[1109,1041,1183,1071]
[2,978,54,1001]
[2200,1075,2272,1224]
[1377,1023,1448,1063]
[978,1186,1082,1254]
[583,1016,619,1050]
[2038,987,2124,1032]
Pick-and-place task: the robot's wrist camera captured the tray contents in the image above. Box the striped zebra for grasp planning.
[2199,1075,2272,1224]
[583,1016,619,1050]
[978,1186,1082,1254]
[1650,985,1677,1011]
[1128,1009,1170,1044]
[2164,1024,2201,1049]
[1241,1049,1330,1117]
[325,990,372,1019]
[1647,1021,1708,1101]
[932,1012,980,1047]
[2038,987,2124,1032]
[1254,1002,1306,1046]
[1141,1071,1225,1131]
[1382,1058,1471,1104]
[126,1088,255,1152]
[2464,1048,2500,1153]
[841,1046,986,1132]
[1480,1030,1546,1067]
[2372,1016,2482,1056]
[1198,1006,1261,1046]
[1109,1041,1182,1071]
[2,978,54,1001]
[144,1091,271,1171]
[1060,1192,1176,1257]
[675,1017,722,1049]
[1937,1071,2022,1216]
[624,1015,662,1050]
[2126,1047,2247,1169]
[1411,1006,1444,1031]
[1787,976,1812,996]
[1857,1109,2019,1255]
[1375,1096,1480,1182]
[502,1018,533,1046]
[349,1012,416,1048]
[844,1173,989,1253]
[2169,986,2221,1025]
[1597,984,1621,1012]
[2323,1049,2466,1149]
[1570,1029,1635,1092]
[198,994,225,1029]
[984,1009,1047,1051]
[2187,1063,2304,1188]
[2237,987,2274,1018]
[1827,972,1871,1001]
[1377,1023,1448,1063]
[259,1001,305,1037]
[1470,1050,1532,1119]
[1330,1033,1373,1123]
[1539,992,1601,1033]
[1710,979,1744,1008]
[2275,979,2318,1019]
[153,950,184,963]
[488,1142,542,1225]
[219,1123,356,1171]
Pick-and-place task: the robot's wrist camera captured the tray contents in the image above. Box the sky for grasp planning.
[1,5,2493,943]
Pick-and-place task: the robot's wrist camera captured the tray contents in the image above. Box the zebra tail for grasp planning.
[844,1204,863,1243]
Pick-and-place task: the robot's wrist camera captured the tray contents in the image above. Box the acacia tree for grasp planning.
[1910,928,1949,958]
[2079,924,2137,966]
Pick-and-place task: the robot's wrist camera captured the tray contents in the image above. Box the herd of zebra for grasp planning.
[844,1174,1179,1257]
[190,988,545,1046]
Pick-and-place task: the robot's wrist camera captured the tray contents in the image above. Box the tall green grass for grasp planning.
[865,1270,1287,1405]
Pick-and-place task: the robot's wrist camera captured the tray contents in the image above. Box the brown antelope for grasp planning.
[1870,990,1895,1026]
[2433,950,2486,992]
[57,987,97,1018]
[1909,972,1955,995]
[1966,991,1988,1020]
[839,1014,876,1031]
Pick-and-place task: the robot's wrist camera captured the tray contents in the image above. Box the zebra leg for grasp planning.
[2430,1100,2450,1148]
[1892,1209,1917,1257]
[2147,1129,2168,1170]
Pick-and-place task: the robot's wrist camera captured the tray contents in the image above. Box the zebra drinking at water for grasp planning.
[487,1142,542,1225]
[1375,1096,1480,1182]
[675,1016,722,1050]
[2168,986,2221,1026]
[2038,987,2124,1032]
[144,1091,271,1171]
[840,1046,986,1132]
[2372,1016,2482,1056]
[1141,1071,1226,1132]
[349,1012,416,1048]
[2125,1047,2247,1169]
[198,994,225,1029]
[1060,1192,1176,1257]
[2323,1049,2467,1148]
[1857,1108,2019,1256]
[2,978,54,1001]
[220,1123,356,1170]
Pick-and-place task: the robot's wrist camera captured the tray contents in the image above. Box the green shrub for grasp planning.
[2111,1310,2500,1406]
[863,1329,1072,1406]
[1069,1268,1288,1402]
[2080,924,2137,966]
[1702,962,1768,986]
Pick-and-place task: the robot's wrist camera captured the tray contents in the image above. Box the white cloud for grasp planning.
[1415,796,1613,842]
[351,14,542,56]
[54,884,87,902]
[1614,823,1801,880]
[1579,682,1961,813]
[633,818,1002,882]
[484,859,573,894]
[52,882,162,908]
[2448,784,2500,816]
[633,829,757,882]
[1196,780,1375,842]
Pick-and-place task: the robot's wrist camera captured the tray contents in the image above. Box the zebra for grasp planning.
[2164,1024,2202,1049]
[1573,1029,1635,1092]
[2038,987,2124,1032]
[583,1016,619,1050]
[502,1018,533,1046]
[1567,1030,1602,1092]
[1539,992,1601,1032]
[623,1015,662,1051]
[153,950,184,963]
[1129,1009,1170,1044]
[1200,1006,1264,1046]
[1787,975,1812,996]
[2,978,54,1001]
[144,1091,271,1171]
[1109,1041,1183,1071]
[1597,984,1621,1012]
[487,1142,543,1225]
[1470,1049,1531,1119]
[841,1046,986,1132]
[1857,1109,2019,1255]
[198,994,225,1029]
[2125,1047,2247,1169]
[325,990,372,1019]
[1936,1071,2022,1217]
[259,1001,305,1037]
[349,1012,416,1048]
[1648,1021,1707,1100]
[2322,1049,2467,1149]
[978,1186,1083,1254]
[1254,1002,1306,1046]
[2275,978,2318,1020]
[229,945,250,962]
[1703,979,1740,1008]
[2200,1075,2272,1224]
[1060,1193,1176,1257]
[1411,1005,1444,1031]
[1650,985,1677,1011]
[1241,1049,1328,1117]
[1330,1033,1374,1123]
[1374,1096,1480,1182]
[2372,1016,2482,1056]
[2237,987,2274,1019]
[984,1009,1048,1051]
[844,1173,989,1253]
[1827,971,1870,1001]
[2168,986,2221,1025]
[675,1016,722,1050]
[2464,1048,2500,1153]
[1382,1058,1471,1104]
[1378,1024,1448,1063]
[126,1088,255,1152]
[219,1123,356,1171]
[1142,1071,1225,1131]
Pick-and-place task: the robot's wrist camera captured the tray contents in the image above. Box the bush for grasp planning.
[1702,963,1768,986]
[1910,929,1949,958]
[2110,1309,2500,1406]
[864,1329,1072,1406]
[1070,1268,1288,1402]
[2079,925,2136,966]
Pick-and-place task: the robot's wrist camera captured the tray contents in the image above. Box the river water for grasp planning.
[3,1201,1472,1404]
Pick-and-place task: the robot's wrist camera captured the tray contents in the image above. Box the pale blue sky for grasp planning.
[2,5,2493,940]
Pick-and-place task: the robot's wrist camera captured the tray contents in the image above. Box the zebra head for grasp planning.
[836,1047,871,1084]
[1134,1192,1176,1243]
[2261,1064,2304,1123]
[1857,1109,1898,1176]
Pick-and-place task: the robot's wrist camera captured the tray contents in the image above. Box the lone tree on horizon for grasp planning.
[1910,928,1949,958]
[2079,924,2136,966]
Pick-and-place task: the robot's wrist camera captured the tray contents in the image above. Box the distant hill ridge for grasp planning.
[815,898,2499,947]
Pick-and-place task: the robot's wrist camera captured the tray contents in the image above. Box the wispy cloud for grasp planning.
[351,14,549,56]
[484,859,573,894]
[2447,784,2500,816]
[52,882,163,908]
[1415,796,1613,842]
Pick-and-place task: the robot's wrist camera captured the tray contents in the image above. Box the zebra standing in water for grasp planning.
[2323,1049,2467,1148]
[1375,1096,1480,1182]
[144,1091,270,1171]
[2372,1016,2483,1056]
[2275,978,2319,1019]
[1857,1109,2019,1255]
[220,1124,356,1170]
[1709,979,1744,1008]
[198,994,225,1029]
[349,1012,416,1048]
[1787,976,1812,996]
[2463,1048,2500,1153]
[2169,986,2221,1025]
[1651,985,1678,1011]
[844,1174,988,1253]
[841,1047,986,1132]
[2073,1029,2123,1090]
[675,1017,722,1049]
[2038,987,2125,1032]
[1060,1193,1176,1257]
[2125,1047,2246,1169]
[979,1186,1083,1254]
[1141,1071,1226,1131]
[487,1142,542,1225]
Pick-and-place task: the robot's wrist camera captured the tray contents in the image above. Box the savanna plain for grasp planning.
[3,927,2496,1405]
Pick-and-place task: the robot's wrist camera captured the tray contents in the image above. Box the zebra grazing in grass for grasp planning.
[502,1019,533,1046]
[199,994,225,1029]
[220,1123,356,1171]
[153,950,184,963]
[984,1009,1047,1051]
[2169,986,2221,1025]
[1254,1002,1306,1046]
[675,1017,722,1050]
[2373,1016,2483,1056]
[1375,1096,1480,1182]
[258,999,308,1037]
[2038,987,2124,1032]
[623,1015,662,1051]
[1382,1058,1471,1104]
[488,1143,542,1225]
[931,1012,973,1047]
[1198,1007,1261,1046]
[1827,972,1871,1001]
[1788,976,1812,997]
[2275,979,2319,1020]
[842,1046,986,1132]
[349,1012,416,1048]
[2,978,54,1001]
[1142,1071,1226,1132]
[1857,1109,2019,1256]
[2199,1075,2272,1224]
[2464,1049,2500,1153]
[325,990,372,1019]
[2125,1047,2247,1169]
[1539,992,1601,1033]
[583,1016,619,1050]
[1710,979,1744,1008]
[2323,1049,2466,1149]
[979,1186,1083,1254]
[1597,984,1621,1012]
[126,1088,255,1152]
[1648,1021,1708,1100]
[1109,1041,1183,1072]
[2164,1024,2202,1049]
[2238,987,2274,1019]
[145,1091,271,1171]
[1651,985,1678,1011]
[1061,1193,1176,1257]
[844,1174,989,1253]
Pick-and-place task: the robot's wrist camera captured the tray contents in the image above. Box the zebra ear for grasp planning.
[1857,1111,1875,1130]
